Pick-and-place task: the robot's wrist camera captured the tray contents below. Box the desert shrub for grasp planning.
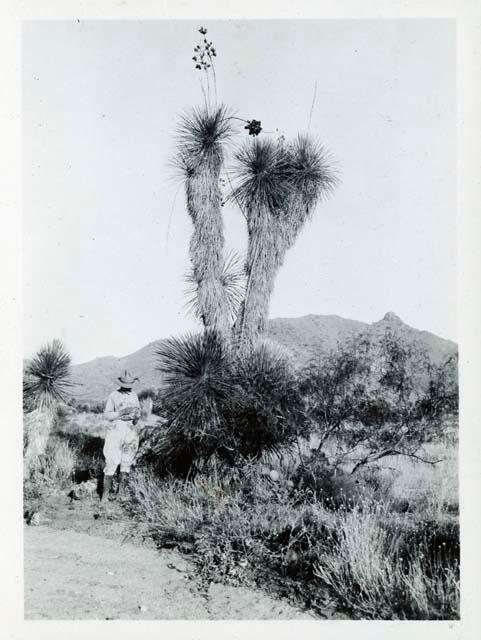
[313,500,459,619]
[42,439,76,487]
[300,330,459,473]
[24,438,77,519]
[125,464,459,619]
[230,341,307,460]
[292,452,364,509]
[387,514,460,569]
[89,401,105,414]
[383,444,458,517]
[139,332,308,476]
[54,429,104,480]
[23,339,74,477]
[137,389,164,416]
[55,403,75,419]
[58,411,109,438]
[126,466,342,612]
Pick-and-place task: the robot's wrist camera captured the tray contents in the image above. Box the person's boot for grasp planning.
[102,474,113,501]
[117,471,130,501]
[96,474,114,518]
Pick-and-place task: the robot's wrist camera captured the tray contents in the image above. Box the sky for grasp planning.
[22,19,456,364]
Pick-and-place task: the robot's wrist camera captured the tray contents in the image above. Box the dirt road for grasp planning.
[24,523,315,620]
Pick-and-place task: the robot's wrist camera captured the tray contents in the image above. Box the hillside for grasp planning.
[69,312,457,403]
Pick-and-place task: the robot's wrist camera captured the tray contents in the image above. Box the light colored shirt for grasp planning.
[104,389,140,422]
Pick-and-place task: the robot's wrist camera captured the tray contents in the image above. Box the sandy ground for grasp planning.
[24,495,316,620]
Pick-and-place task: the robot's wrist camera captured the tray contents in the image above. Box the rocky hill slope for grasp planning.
[69,312,457,403]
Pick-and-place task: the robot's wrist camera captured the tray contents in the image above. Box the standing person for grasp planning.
[101,370,141,506]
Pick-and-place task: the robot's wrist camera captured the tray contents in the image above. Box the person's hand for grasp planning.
[119,406,140,422]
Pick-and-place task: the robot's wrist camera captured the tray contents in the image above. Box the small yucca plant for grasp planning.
[142,330,237,475]
[231,341,308,461]
[23,339,73,477]
[23,339,73,411]
[140,334,307,475]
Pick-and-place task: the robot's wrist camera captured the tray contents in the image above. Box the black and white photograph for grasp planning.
[8,7,476,629]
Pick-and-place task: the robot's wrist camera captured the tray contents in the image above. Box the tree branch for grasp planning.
[350,448,445,474]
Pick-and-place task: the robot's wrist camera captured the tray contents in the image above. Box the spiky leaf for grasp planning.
[23,339,73,411]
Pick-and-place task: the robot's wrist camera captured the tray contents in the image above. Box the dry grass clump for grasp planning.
[41,439,76,487]
[314,498,459,619]
[24,438,77,517]
[383,443,458,516]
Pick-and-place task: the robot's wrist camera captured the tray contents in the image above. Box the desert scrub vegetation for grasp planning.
[138,331,308,475]
[24,436,77,519]
[313,499,459,619]
[23,339,74,478]
[22,24,459,622]
[299,330,458,473]
[124,450,459,619]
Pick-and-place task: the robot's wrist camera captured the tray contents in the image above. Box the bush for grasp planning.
[230,341,307,460]
[313,500,459,619]
[124,463,459,619]
[125,466,329,590]
[24,439,77,517]
[140,333,308,475]
[89,401,105,414]
[300,330,459,473]
[54,430,105,480]
[42,439,76,487]
[292,452,364,509]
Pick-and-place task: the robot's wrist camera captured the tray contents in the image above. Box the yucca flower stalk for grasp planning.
[23,339,73,477]
[230,135,337,348]
[174,105,234,336]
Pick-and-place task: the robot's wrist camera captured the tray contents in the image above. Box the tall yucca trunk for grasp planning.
[176,106,233,337]
[234,208,286,347]
[186,163,230,335]
[232,135,337,349]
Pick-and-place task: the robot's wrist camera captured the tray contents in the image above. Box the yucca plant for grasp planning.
[23,339,73,477]
[174,104,234,335]
[230,341,308,461]
[230,135,337,348]
[140,334,307,475]
[143,330,238,475]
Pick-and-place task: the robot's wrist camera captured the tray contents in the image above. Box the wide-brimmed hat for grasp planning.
[117,370,139,389]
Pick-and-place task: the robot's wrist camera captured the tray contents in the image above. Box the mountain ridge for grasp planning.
[69,312,457,403]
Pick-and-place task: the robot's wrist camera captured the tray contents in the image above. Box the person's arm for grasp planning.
[104,393,119,422]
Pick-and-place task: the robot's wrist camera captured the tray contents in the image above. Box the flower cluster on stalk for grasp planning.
[192,27,217,71]
[244,119,262,136]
